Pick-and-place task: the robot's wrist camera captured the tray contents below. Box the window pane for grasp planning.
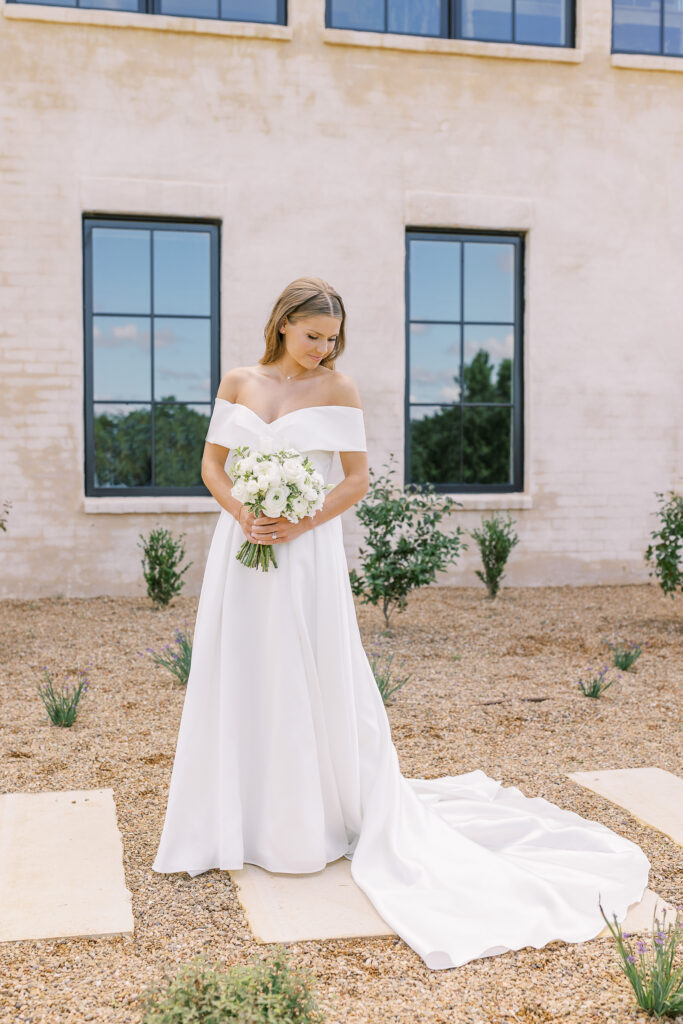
[664,0,683,54]
[159,0,219,15]
[516,0,566,43]
[221,0,280,21]
[463,326,514,403]
[464,242,515,322]
[409,239,461,321]
[409,324,461,404]
[153,230,211,316]
[93,404,152,488]
[388,0,443,35]
[92,228,150,315]
[410,405,462,485]
[93,317,151,401]
[154,318,212,403]
[612,0,662,51]
[79,0,140,10]
[461,0,513,40]
[154,404,211,487]
[328,0,385,30]
[462,406,513,485]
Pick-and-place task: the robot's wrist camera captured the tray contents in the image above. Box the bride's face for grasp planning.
[282,315,340,369]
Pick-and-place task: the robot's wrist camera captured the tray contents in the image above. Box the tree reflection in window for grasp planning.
[406,232,522,491]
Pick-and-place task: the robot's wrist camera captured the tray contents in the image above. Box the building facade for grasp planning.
[1,0,681,597]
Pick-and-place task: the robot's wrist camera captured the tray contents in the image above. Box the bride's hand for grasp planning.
[246,512,310,545]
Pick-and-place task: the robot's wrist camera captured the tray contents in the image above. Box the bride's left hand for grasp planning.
[249,514,310,545]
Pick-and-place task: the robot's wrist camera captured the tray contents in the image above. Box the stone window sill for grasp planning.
[1,2,292,41]
[611,51,683,72]
[84,496,221,514]
[322,26,583,64]
[440,493,533,510]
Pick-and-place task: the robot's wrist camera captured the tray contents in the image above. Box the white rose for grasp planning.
[262,484,290,518]
[241,453,259,472]
[231,480,250,502]
[282,458,307,485]
[311,470,324,486]
[262,461,283,485]
[303,487,317,501]
[245,478,261,496]
[291,496,309,517]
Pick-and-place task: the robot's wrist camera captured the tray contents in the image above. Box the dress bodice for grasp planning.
[205,397,367,484]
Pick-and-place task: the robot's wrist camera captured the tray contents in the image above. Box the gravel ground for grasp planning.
[0,582,681,1024]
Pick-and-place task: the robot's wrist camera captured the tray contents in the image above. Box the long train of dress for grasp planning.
[152,398,650,970]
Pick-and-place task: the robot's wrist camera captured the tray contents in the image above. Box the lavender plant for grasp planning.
[603,636,649,671]
[144,625,193,685]
[139,945,326,1024]
[599,900,683,1017]
[37,664,91,726]
[367,646,412,705]
[577,664,621,698]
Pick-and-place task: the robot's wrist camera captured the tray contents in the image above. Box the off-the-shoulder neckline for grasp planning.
[214,396,364,427]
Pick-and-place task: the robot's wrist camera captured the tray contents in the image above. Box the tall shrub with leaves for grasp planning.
[349,461,466,631]
[138,527,193,608]
[645,490,683,598]
[470,511,519,599]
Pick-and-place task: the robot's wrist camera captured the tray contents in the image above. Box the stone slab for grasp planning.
[567,767,683,847]
[229,857,396,942]
[0,789,134,942]
[229,857,670,945]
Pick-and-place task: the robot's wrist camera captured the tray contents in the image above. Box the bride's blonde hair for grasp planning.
[260,276,347,371]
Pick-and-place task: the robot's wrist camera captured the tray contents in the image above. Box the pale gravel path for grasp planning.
[0,583,681,1024]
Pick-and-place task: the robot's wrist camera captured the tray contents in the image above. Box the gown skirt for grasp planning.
[152,398,650,971]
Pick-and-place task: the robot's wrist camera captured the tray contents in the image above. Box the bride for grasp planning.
[152,275,650,970]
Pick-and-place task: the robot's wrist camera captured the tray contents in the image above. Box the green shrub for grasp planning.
[138,527,193,608]
[645,490,683,598]
[0,499,11,533]
[349,461,466,631]
[469,511,519,599]
[139,946,326,1024]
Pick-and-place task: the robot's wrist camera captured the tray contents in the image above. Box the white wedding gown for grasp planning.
[152,397,650,970]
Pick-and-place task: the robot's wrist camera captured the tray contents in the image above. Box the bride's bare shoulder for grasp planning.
[327,370,363,411]
[216,367,250,402]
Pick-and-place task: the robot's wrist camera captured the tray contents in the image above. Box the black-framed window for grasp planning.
[405,229,524,493]
[83,217,220,497]
[7,0,286,24]
[327,0,573,48]
[612,0,682,55]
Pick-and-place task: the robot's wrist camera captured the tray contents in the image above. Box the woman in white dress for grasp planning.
[153,276,650,970]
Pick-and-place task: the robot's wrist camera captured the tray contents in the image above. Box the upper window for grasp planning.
[405,230,523,493]
[7,0,286,24]
[612,0,683,55]
[83,217,220,497]
[327,0,573,47]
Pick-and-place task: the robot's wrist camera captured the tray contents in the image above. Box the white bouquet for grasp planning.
[228,436,333,572]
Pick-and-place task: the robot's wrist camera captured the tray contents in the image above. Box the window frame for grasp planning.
[404,227,525,495]
[611,0,681,57]
[6,0,288,24]
[83,214,221,498]
[325,0,575,50]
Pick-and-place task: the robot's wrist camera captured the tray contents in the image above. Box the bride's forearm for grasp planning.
[305,475,367,532]
[201,459,243,520]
